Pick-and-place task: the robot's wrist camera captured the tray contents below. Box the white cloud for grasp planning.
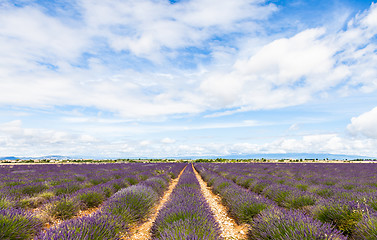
[333,3,377,94]
[236,28,333,81]
[139,140,150,146]
[0,1,376,120]
[347,107,377,139]
[200,28,341,110]
[0,5,87,70]
[288,123,299,131]
[1,119,376,157]
[0,0,280,120]
[223,134,377,157]
[0,120,97,156]
[200,3,377,113]
[79,0,277,61]
[161,137,176,144]
[175,134,375,157]
[361,2,377,29]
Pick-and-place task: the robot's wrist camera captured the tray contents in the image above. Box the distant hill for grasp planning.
[0,156,19,160]
[0,155,71,161]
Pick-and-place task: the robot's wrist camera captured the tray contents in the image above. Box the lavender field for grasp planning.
[0,162,185,239]
[196,162,377,239]
[1,162,377,239]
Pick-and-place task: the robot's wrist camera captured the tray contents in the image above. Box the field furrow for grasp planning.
[151,164,222,239]
[125,165,187,239]
[192,164,248,240]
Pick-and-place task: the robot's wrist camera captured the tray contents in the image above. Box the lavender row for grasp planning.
[0,163,180,210]
[37,175,170,239]
[0,163,185,239]
[208,162,377,206]
[0,207,43,240]
[40,171,157,222]
[195,163,347,239]
[151,164,222,239]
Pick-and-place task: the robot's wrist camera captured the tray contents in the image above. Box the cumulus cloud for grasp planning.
[163,134,377,157]
[347,107,377,139]
[116,133,377,157]
[161,137,176,144]
[0,0,278,119]
[1,119,376,157]
[79,0,277,60]
[0,1,376,120]
[200,28,342,110]
[0,5,87,71]
[0,120,97,156]
[288,123,299,131]
[139,140,151,146]
[200,3,377,113]
[334,3,377,95]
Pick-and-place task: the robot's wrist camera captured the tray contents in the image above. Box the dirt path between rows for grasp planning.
[124,165,187,239]
[192,164,248,240]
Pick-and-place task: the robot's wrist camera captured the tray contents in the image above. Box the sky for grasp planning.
[0,0,377,158]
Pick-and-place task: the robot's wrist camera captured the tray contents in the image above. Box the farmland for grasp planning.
[1,162,377,239]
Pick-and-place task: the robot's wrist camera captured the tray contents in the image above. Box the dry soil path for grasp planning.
[124,165,187,239]
[192,164,249,240]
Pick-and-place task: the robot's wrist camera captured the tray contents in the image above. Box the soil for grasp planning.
[36,204,102,230]
[192,164,249,240]
[124,165,187,239]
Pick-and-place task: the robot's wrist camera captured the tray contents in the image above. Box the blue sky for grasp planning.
[1,0,377,158]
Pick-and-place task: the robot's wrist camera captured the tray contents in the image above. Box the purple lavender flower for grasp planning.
[36,212,125,240]
[250,207,346,240]
[103,184,158,224]
[0,207,43,239]
[353,212,377,240]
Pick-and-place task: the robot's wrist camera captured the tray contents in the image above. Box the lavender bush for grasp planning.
[46,195,81,220]
[249,207,346,240]
[0,195,13,209]
[78,191,105,209]
[0,207,43,239]
[36,212,125,240]
[312,200,366,236]
[103,184,157,224]
[353,212,377,239]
